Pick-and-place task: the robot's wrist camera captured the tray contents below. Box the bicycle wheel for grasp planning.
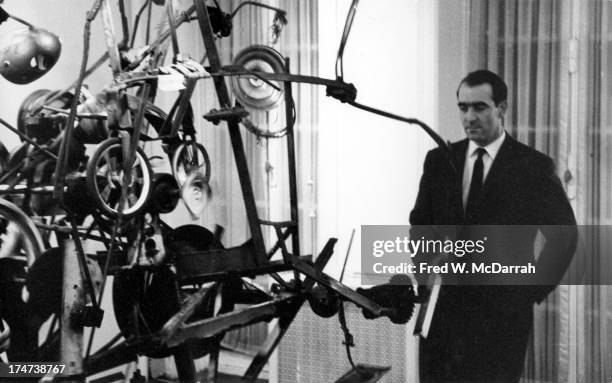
[86,137,153,218]
[0,198,44,267]
[171,141,211,186]
[0,198,45,361]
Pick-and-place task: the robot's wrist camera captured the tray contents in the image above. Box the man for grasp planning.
[410,69,577,382]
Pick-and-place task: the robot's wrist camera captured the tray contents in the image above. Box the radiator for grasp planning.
[278,304,413,383]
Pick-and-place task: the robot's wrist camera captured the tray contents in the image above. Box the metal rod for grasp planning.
[0,117,57,159]
[94,333,123,355]
[266,228,291,259]
[117,0,130,47]
[339,229,356,283]
[160,281,216,342]
[213,69,343,88]
[207,343,219,383]
[242,300,303,381]
[283,58,300,263]
[101,0,122,75]
[0,184,60,193]
[166,0,180,61]
[242,239,338,381]
[68,214,99,308]
[292,259,387,317]
[168,80,197,137]
[53,0,104,201]
[60,239,85,380]
[230,1,286,19]
[193,0,268,264]
[145,0,152,44]
[8,13,35,28]
[165,297,292,347]
[347,100,454,170]
[130,0,150,48]
[33,53,109,114]
[40,105,107,120]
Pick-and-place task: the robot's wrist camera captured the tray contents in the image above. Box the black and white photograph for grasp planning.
[0,0,609,382]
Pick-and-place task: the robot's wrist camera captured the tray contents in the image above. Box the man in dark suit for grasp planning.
[410,69,577,382]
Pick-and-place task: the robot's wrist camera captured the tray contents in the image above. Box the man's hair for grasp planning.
[457,69,508,105]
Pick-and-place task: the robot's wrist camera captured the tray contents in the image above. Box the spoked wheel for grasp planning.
[0,198,44,266]
[86,137,153,218]
[110,225,238,382]
[111,269,226,382]
[171,141,211,186]
[0,198,45,361]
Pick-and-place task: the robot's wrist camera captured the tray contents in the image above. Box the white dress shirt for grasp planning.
[462,131,506,208]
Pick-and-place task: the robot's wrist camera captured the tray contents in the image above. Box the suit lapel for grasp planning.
[452,139,469,221]
[480,134,516,204]
[452,134,516,223]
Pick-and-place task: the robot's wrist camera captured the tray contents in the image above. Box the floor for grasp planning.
[150,372,266,383]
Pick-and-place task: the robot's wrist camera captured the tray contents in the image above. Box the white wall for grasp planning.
[316,0,439,287]
[312,2,469,382]
[0,0,124,367]
[315,3,439,381]
[437,0,469,141]
[0,0,114,150]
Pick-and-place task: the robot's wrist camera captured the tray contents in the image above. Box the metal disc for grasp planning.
[230,45,286,111]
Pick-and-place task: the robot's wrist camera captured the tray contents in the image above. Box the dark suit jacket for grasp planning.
[410,134,577,382]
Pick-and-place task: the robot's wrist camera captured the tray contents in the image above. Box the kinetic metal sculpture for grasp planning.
[0,1,452,382]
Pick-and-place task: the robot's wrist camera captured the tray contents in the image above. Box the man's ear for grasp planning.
[497,100,508,116]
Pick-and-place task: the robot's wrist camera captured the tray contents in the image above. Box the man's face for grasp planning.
[457,83,507,146]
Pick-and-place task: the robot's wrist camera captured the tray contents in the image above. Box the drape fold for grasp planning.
[467,0,612,381]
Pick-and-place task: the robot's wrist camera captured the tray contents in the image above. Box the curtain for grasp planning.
[131,0,319,361]
[467,0,612,382]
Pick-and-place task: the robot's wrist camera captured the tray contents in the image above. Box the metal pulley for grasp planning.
[17,89,70,143]
[230,45,286,111]
[149,173,180,214]
[307,285,339,318]
[0,27,61,84]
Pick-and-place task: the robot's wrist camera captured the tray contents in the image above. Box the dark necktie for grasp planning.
[465,148,486,221]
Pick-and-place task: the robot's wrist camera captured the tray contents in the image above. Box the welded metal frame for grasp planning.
[0,1,442,382]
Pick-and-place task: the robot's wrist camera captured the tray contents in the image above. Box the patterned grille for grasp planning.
[278,304,410,382]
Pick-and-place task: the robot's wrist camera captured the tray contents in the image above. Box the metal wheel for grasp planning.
[0,198,44,267]
[230,45,291,138]
[230,45,286,112]
[86,137,153,218]
[0,198,45,361]
[171,141,211,186]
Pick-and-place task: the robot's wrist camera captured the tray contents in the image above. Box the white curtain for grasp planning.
[130,0,319,355]
[467,0,612,381]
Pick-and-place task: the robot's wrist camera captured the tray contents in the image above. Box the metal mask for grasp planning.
[0,28,61,84]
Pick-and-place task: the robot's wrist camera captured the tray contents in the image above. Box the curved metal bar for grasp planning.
[53,0,104,200]
[0,197,45,266]
[211,69,452,165]
[348,100,457,173]
[214,69,347,88]
[130,0,151,48]
[336,0,360,79]
[231,1,287,19]
[7,13,35,28]
[0,117,57,159]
